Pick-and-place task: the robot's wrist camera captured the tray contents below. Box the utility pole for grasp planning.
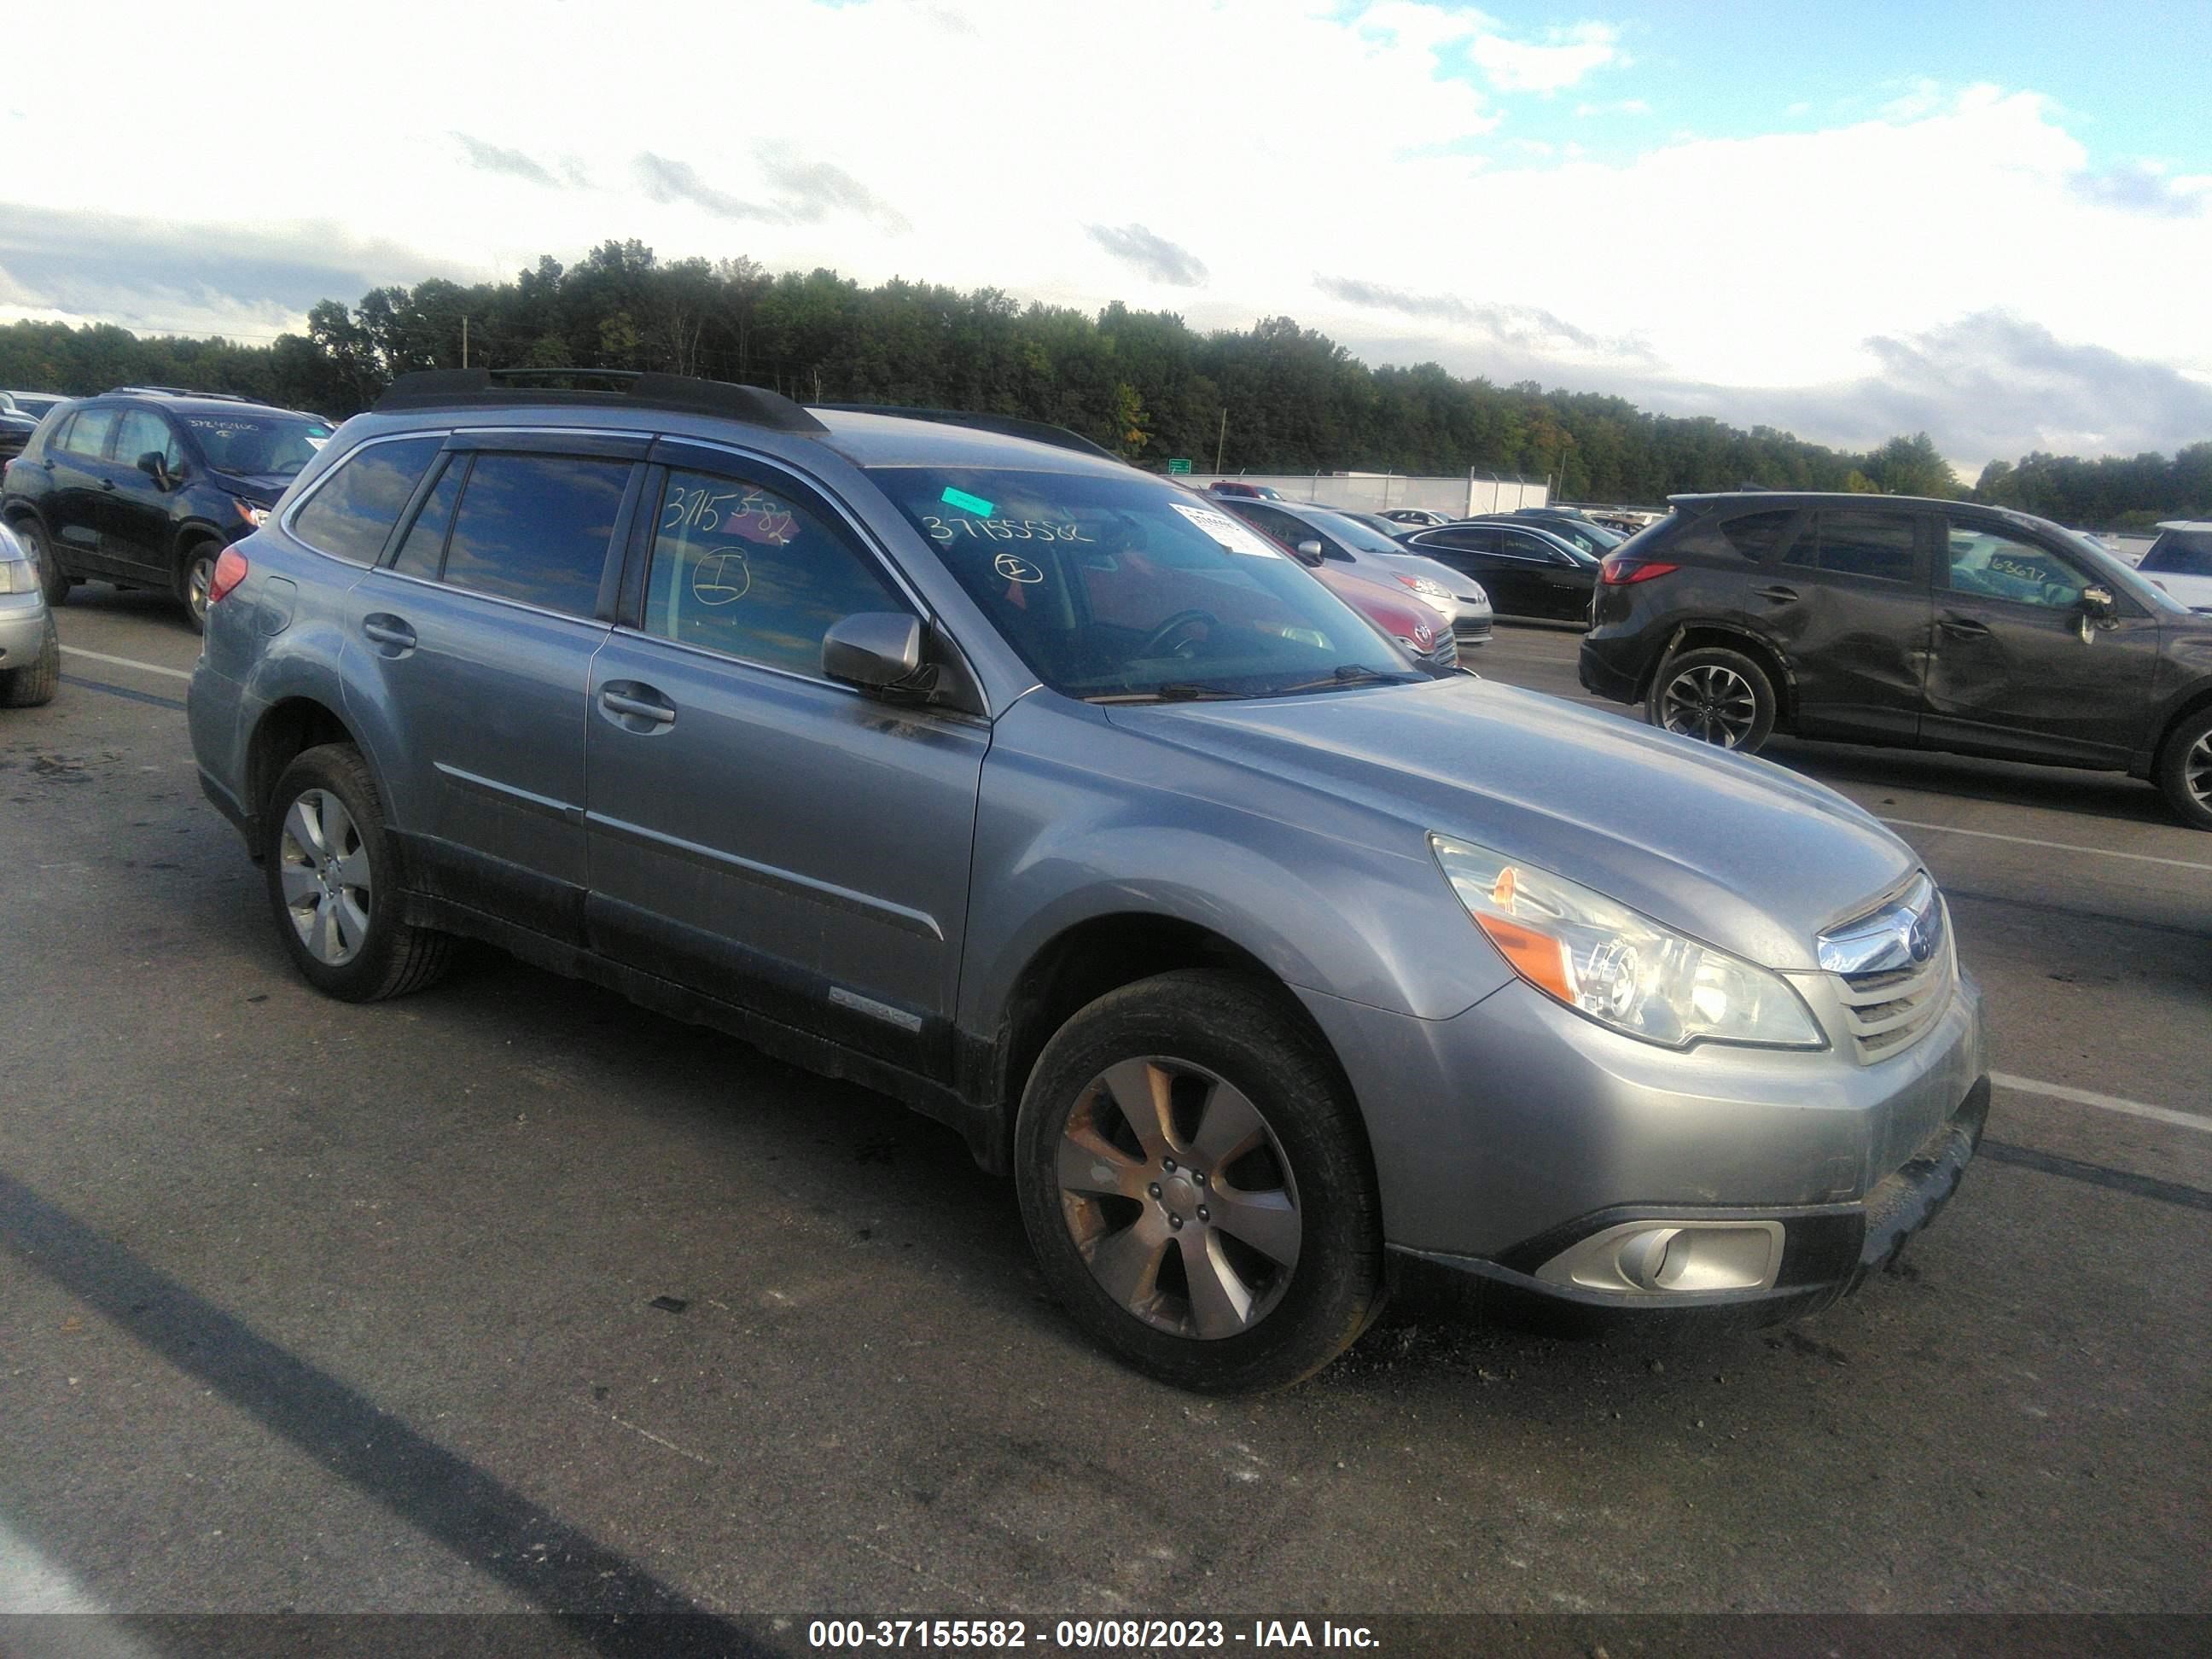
[461,317,469,368]
[1214,407,1227,474]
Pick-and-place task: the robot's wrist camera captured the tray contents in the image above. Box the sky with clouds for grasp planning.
[2,0,2205,474]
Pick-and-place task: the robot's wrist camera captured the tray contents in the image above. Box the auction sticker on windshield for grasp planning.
[1172,502,1281,557]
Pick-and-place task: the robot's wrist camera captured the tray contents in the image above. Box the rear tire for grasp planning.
[2156,706,2212,831]
[1647,644,1778,754]
[0,613,59,707]
[14,517,68,608]
[1014,969,1384,1393]
[264,743,453,1001]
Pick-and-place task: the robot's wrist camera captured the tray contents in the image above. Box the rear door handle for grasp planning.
[1937,613,1991,640]
[98,479,115,492]
[361,614,416,650]
[599,683,677,728]
[1754,585,1799,602]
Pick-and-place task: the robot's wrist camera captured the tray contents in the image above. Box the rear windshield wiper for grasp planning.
[1084,683,1251,703]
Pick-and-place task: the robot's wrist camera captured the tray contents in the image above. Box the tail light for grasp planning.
[1599,556,1679,585]
[208,546,250,605]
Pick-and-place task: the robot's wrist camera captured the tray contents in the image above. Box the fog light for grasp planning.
[1536,1220,1784,1296]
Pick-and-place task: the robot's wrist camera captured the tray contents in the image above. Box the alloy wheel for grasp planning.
[2188,731,2212,812]
[1054,1056,1302,1341]
[1661,663,1759,748]
[278,789,373,966]
[186,550,217,624]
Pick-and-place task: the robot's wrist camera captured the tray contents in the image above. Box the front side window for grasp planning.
[292,437,444,565]
[643,469,907,677]
[60,408,116,460]
[441,453,630,615]
[868,468,1419,701]
[1789,509,1920,584]
[182,410,336,478]
[113,409,183,472]
[1943,523,2090,610]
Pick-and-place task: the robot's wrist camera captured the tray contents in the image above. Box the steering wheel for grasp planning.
[1137,608,1219,657]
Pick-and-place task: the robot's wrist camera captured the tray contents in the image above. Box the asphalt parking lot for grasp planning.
[2,591,2206,1639]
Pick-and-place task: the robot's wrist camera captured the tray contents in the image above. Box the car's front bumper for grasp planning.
[0,591,49,667]
[1296,965,1988,1329]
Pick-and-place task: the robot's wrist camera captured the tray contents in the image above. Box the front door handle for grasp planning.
[599,683,677,729]
[361,614,416,651]
[98,479,115,492]
[1937,613,1991,640]
[1754,585,1799,603]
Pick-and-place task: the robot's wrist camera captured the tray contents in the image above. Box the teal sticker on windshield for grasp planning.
[940,486,995,517]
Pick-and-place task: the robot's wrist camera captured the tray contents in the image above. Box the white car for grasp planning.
[0,520,60,707]
[2139,521,2212,612]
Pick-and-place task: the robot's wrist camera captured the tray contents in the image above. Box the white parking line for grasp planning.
[1880,816,2212,874]
[1994,1072,2212,1134]
[59,645,194,683]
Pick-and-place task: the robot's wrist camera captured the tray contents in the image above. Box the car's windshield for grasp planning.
[2040,520,2184,613]
[2141,529,2212,578]
[1535,517,1622,553]
[182,410,336,478]
[867,466,1421,700]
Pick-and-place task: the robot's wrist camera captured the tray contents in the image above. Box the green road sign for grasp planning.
[1166,458,1192,474]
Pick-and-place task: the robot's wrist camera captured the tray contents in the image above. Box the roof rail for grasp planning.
[105,385,256,402]
[375,368,827,434]
[812,403,1121,463]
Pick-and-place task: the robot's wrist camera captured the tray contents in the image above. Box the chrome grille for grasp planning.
[1819,874,1957,1063]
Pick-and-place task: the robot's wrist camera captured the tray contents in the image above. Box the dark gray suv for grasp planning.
[190,371,1989,1390]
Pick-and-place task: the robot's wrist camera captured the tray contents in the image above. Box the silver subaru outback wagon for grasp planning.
[189,370,1988,1392]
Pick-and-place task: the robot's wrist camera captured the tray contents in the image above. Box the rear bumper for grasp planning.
[1575,637,1644,703]
[1389,1076,1988,1335]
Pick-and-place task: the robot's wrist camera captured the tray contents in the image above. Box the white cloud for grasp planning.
[0,3,2202,464]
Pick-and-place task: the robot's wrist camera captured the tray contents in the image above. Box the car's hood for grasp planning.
[206,469,293,502]
[1103,676,1918,971]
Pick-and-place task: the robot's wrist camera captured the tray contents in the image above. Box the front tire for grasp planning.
[14,517,69,608]
[178,540,221,634]
[1647,644,1778,754]
[2157,706,2212,831]
[0,613,59,707]
[264,743,453,1001]
[1015,970,1384,1392]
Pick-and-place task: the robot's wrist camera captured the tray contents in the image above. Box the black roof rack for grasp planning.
[105,385,257,403]
[375,368,827,434]
[812,403,1121,463]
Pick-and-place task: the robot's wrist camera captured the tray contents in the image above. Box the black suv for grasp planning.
[0,388,336,631]
[1578,492,2212,829]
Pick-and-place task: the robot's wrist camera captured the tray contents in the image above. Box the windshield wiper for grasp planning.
[1277,664,1420,694]
[1085,683,1251,703]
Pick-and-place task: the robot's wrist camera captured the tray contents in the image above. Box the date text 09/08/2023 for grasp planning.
[807,1620,1381,1651]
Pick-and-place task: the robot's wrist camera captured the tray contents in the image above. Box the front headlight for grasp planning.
[233,498,269,528]
[1430,834,1824,1050]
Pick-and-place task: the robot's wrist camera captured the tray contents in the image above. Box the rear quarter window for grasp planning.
[1717,509,1801,561]
[290,437,445,564]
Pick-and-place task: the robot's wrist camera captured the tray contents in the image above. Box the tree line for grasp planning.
[2,239,2203,527]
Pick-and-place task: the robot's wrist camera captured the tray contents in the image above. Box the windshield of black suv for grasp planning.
[867,467,1420,700]
[180,410,337,478]
[2141,528,2212,578]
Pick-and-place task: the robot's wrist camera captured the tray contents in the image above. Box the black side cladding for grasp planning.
[373,368,828,434]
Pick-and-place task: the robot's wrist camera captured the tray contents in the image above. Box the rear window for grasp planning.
[2141,530,2212,579]
[1719,509,1800,561]
[291,437,444,564]
[1787,509,1919,584]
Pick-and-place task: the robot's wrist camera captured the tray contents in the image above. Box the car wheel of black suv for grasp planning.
[178,540,222,634]
[14,517,69,608]
[2157,706,2212,831]
[1647,644,1778,754]
[264,744,453,1001]
[1015,969,1384,1392]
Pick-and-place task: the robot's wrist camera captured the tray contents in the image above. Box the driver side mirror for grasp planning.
[1294,538,1325,566]
[137,451,176,489]
[2081,585,2116,621]
[823,612,937,701]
